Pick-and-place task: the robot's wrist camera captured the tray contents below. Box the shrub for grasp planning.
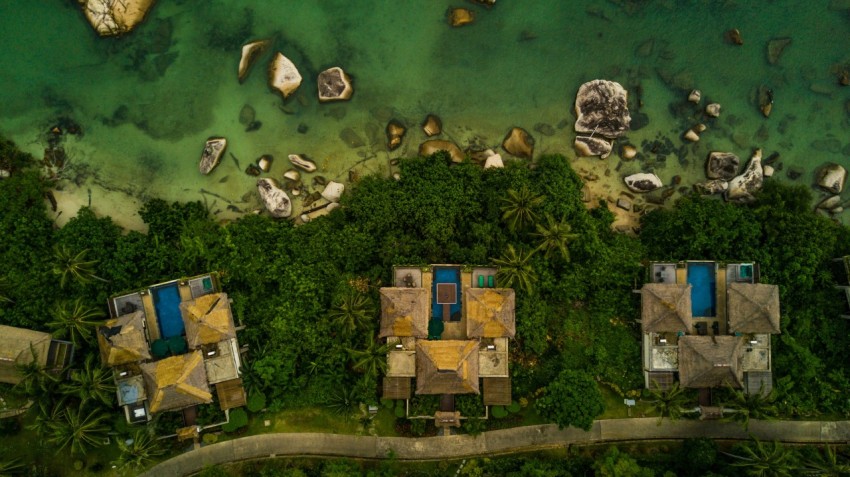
[491,406,508,419]
[394,403,406,418]
[507,401,521,413]
[410,419,426,436]
[202,433,218,444]
[247,392,266,413]
[222,408,248,433]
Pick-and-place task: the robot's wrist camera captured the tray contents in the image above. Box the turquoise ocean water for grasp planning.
[1,1,849,229]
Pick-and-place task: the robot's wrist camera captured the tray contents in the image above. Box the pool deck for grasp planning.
[715,267,728,335]
[675,266,686,284]
[178,283,193,303]
[141,292,161,341]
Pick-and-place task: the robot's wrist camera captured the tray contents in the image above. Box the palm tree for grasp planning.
[14,345,60,398]
[725,437,799,477]
[802,446,850,476]
[62,355,115,407]
[49,403,110,455]
[492,244,537,294]
[328,291,374,338]
[532,214,579,262]
[325,386,357,416]
[26,398,65,437]
[52,245,105,288]
[113,429,166,471]
[724,384,778,431]
[347,335,388,380]
[0,275,14,304]
[47,298,105,347]
[500,186,544,232]
[647,381,692,424]
[0,457,26,476]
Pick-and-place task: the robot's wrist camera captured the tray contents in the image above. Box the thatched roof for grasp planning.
[641,283,693,334]
[383,377,412,400]
[140,351,212,413]
[97,311,151,366]
[180,293,236,349]
[678,336,743,389]
[483,377,511,405]
[727,283,781,334]
[0,325,51,384]
[465,288,516,338]
[379,288,429,338]
[216,378,247,410]
[415,340,479,395]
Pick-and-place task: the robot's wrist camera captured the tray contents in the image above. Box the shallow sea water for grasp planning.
[1,1,849,229]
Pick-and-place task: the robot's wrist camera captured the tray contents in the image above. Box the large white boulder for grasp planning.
[257,179,292,218]
[321,181,345,203]
[726,149,764,202]
[268,53,302,99]
[624,173,663,193]
[78,0,155,36]
[238,39,271,83]
[574,136,613,159]
[818,163,847,194]
[574,80,631,138]
[199,137,227,175]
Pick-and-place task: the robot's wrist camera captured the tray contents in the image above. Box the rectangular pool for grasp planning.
[152,283,185,338]
[687,262,716,317]
[432,267,461,321]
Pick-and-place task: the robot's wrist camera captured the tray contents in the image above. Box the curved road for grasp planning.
[143,418,850,476]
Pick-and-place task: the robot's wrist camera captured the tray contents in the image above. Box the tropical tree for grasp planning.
[47,298,105,347]
[647,381,692,424]
[0,457,26,476]
[724,385,778,431]
[48,403,110,455]
[535,369,604,431]
[113,429,166,471]
[725,438,799,477]
[532,214,579,262]
[802,446,850,476]
[347,335,388,380]
[500,186,544,232]
[325,386,358,416]
[26,398,65,437]
[492,244,537,294]
[328,291,374,339]
[14,345,59,398]
[0,275,13,304]
[62,355,115,407]
[52,245,104,288]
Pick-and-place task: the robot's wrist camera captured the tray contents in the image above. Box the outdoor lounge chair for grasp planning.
[487,275,494,288]
[478,275,485,288]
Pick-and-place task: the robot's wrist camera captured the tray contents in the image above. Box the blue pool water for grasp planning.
[687,263,716,318]
[432,267,462,321]
[152,283,185,338]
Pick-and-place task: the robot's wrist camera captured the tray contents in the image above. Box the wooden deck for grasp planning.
[141,292,161,341]
[178,283,193,303]
[715,267,728,335]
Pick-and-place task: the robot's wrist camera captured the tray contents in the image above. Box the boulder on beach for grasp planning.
[624,173,663,193]
[268,53,302,99]
[238,39,271,83]
[726,149,764,202]
[257,178,292,218]
[199,137,227,175]
[818,194,842,211]
[688,90,701,103]
[575,136,613,159]
[420,140,464,163]
[318,67,353,102]
[574,80,631,138]
[288,154,317,172]
[484,152,504,169]
[422,114,442,136]
[502,127,534,159]
[621,144,637,160]
[684,129,700,142]
[818,163,847,194]
[706,152,741,180]
[694,179,729,195]
[321,181,345,203]
[78,0,156,36]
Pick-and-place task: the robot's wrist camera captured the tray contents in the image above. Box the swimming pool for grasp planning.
[687,263,716,317]
[432,267,462,321]
[152,283,185,338]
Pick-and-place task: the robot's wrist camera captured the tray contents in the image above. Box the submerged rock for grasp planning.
[78,0,156,36]
[818,194,842,210]
[268,53,302,99]
[422,114,442,136]
[449,8,475,27]
[706,152,741,180]
[420,140,464,163]
[726,28,744,45]
[624,173,663,193]
[257,178,292,218]
[340,128,366,148]
[694,179,729,195]
[502,127,534,158]
[574,136,613,159]
[318,67,354,102]
[386,120,405,151]
[288,154,317,172]
[199,137,227,175]
[767,37,792,65]
[238,39,271,83]
[818,163,847,194]
[726,149,763,202]
[239,104,256,126]
[574,80,631,138]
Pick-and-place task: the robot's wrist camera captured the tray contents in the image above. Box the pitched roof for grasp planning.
[415,340,479,395]
[140,351,212,413]
[97,311,151,366]
[216,377,247,410]
[0,325,51,384]
[678,336,744,389]
[180,293,236,349]
[727,283,781,334]
[465,288,516,338]
[379,288,429,338]
[641,283,693,334]
[383,377,412,400]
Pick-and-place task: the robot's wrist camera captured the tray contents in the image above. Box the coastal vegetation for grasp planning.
[2,136,850,474]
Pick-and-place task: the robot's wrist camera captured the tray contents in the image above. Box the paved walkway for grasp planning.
[143,418,850,476]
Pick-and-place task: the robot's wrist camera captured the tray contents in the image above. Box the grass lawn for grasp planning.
[233,405,401,438]
[598,385,655,419]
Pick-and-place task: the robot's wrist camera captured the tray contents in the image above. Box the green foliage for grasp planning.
[506,401,521,413]
[47,403,110,455]
[535,369,604,431]
[493,244,537,294]
[61,354,115,407]
[409,419,427,436]
[461,417,486,436]
[113,428,166,471]
[501,185,544,233]
[593,446,655,477]
[328,290,375,339]
[47,298,104,347]
[678,438,718,476]
[532,214,579,262]
[721,384,778,430]
[247,391,267,413]
[647,382,693,424]
[491,406,508,418]
[52,245,102,289]
[727,438,798,477]
[222,408,249,433]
